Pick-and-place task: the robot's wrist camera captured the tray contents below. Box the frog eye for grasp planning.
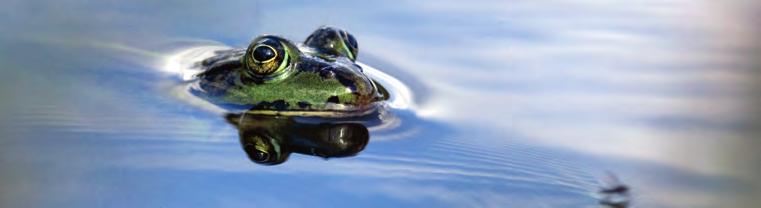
[305,27,359,61]
[243,36,295,77]
[340,31,358,58]
[243,142,270,162]
[251,45,277,63]
[242,134,276,163]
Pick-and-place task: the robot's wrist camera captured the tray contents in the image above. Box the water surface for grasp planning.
[1,1,760,207]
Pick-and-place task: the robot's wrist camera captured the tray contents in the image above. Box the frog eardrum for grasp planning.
[242,36,297,77]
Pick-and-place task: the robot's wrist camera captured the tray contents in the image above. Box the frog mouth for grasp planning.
[244,102,382,117]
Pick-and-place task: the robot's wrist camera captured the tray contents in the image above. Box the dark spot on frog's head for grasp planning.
[271,100,288,110]
[327,96,340,104]
[297,101,312,109]
[251,101,272,110]
[333,71,357,91]
[252,101,288,110]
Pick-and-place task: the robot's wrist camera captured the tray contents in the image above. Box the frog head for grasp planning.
[221,33,381,116]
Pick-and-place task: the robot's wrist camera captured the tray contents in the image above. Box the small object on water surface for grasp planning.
[598,172,631,208]
[191,26,388,117]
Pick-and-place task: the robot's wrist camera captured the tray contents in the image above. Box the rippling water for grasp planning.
[1,1,760,207]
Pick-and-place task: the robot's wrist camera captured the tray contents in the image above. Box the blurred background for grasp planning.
[1,0,759,207]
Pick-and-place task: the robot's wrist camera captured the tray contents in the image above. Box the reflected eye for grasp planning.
[252,149,270,162]
[244,143,271,162]
[252,45,277,63]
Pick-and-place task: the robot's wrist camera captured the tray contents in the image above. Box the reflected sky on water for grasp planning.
[1,0,760,207]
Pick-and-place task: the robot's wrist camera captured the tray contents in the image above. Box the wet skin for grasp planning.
[226,113,371,165]
[194,26,387,117]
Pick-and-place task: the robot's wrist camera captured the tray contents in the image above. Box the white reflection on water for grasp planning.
[1,0,760,207]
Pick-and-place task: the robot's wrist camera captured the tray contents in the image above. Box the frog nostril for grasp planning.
[327,96,340,104]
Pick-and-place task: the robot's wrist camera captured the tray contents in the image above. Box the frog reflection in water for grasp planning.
[194,26,388,117]
[193,27,387,164]
[225,113,370,165]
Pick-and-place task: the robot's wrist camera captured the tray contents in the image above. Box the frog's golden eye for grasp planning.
[243,36,296,77]
[251,45,277,63]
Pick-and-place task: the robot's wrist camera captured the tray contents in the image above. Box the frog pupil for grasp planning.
[253,45,277,63]
[252,150,269,161]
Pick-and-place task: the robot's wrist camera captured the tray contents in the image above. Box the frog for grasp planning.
[191,26,388,117]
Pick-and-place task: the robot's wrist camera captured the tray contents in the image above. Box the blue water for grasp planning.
[1,1,760,207]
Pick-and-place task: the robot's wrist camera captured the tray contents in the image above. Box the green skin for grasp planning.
[194,27,386,117]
